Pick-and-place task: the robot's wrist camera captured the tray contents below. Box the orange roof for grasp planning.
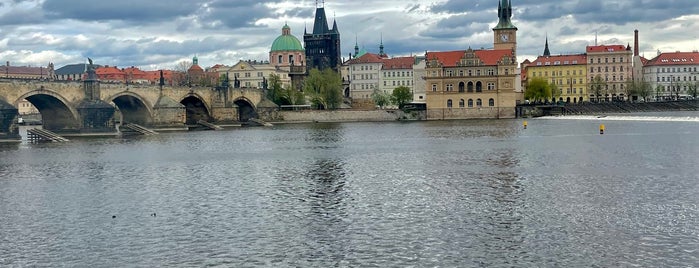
[95,66,124,75]
[645,51,699,66]
[530,54,587,66]
[347,53,384,64]
[586,45,628,53]
[426,49,514,67]
[382,56,414,70]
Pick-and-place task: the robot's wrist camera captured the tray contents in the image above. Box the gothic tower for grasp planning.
[304,2,341,72]
[493,0,517,56]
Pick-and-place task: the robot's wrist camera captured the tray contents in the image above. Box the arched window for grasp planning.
[447,99,453,108]
[458,82,465,92]
[489,98,494,106]
[476,81,483,92]
[467,81,474,92]
[468,99,473,107]
[459,99,465,107]
[476,98,482,107]
[289,55,294,64]
[278,55,283,64]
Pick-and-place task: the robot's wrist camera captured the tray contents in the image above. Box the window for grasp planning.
[487,82,495,90]
[432,84,437,92]
[476,81,483,92]
[257,72,263,77]
[477,70,481,76]
[289,55,294,64]
[459,70,464,76]
[488,69,494,76]
[278,55,283,63]
[468,99,473,107]
[489,98,495,107]
[459,99,465,108]
[459,82,465,92]
[446,84,453,91]
[467,82,474,92]
[476,98,482,107]
[447,99,453,108]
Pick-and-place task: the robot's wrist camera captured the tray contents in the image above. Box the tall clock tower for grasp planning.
[493,0,517,55]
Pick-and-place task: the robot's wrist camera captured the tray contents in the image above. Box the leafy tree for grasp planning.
[589,75,606,102]
[550,82,561,103]
[524,77,551,103]
[391,86,413,109]
[173,60,192,86]
[267,73,306,106]
[371,89,391,109]
[303,68,343,110]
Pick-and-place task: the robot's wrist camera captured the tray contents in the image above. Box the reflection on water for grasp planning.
[1,116,698,267]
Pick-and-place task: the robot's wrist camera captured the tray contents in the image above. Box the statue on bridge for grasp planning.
[85,57,97,81]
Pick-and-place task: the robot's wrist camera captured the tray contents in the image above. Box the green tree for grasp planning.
[266,73,284,105]
[391,86,413,109]
[550,82,561,103]
[589,75,606,102]
[303,68,343,110]
[371,89,391,109]
[627,80,652,102]
[524,77,551,103]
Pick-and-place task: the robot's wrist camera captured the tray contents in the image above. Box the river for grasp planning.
[1,112,698,267]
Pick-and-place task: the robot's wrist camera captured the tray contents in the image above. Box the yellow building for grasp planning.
[424,0,520,119]
[526,54,588,103]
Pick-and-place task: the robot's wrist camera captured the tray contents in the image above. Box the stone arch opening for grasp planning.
[234,98,257,122]
[181,95,211,125]
[20,93,79,132]
[110,94,152,126]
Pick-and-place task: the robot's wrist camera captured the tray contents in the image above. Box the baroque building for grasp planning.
[269,23,306,89]
[304,3,341,73]
[424,0,520,119]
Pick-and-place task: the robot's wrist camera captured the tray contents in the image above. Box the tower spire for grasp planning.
[543,34,551,56]
[379,33,385,57]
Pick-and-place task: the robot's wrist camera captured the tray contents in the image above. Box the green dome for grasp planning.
[271,24,303,52]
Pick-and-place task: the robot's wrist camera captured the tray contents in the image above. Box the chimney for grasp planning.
[634,29,639,56]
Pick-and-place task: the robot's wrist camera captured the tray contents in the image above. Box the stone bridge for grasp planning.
[0,78,278,140]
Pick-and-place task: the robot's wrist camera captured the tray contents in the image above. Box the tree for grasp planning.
[267,73,305,106]
[391,86,412,109]
[627,80,652,102]
[524,77,551,103]
[589,75,606,102]
[303,68,343,110]
[371,89,391,109]
[550,82,561,103]
[173,60,192,86]
[685,81,698,99]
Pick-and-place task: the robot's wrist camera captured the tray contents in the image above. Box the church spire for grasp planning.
[494,0,516,30]
[379,33,386,57]
[354,35,359,57]
[543,35,551,56]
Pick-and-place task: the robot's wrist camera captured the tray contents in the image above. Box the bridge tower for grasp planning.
[76,61,115,133]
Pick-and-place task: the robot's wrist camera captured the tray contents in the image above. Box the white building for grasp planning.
[642,51,699,100]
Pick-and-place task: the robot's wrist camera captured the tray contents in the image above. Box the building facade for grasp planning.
[270,24,306,89]
[0,62,54,80]
[380,57,415,95]
[642,51,699,100]
[222,60,291,89]
[526,54,588,103]
[424,0,520,119]
[586,44,633,101]
[304,5,341,72]
[347,53,383,100]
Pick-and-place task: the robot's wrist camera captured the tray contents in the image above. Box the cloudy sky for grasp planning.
[0,0,697,70]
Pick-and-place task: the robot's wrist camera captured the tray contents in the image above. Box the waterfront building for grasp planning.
[380,57,415,96]
[347,53,383,100]
[525,37,588,103]
[586,44,633,101]
[424,0,520,119]
[223,60,291,89]
[269,23,306,89]
[304,3,341,72]
[412,56,427,103]
[0,62,54,80]
[642,51,699,100]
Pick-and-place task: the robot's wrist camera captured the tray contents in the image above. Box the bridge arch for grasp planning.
[180,93,212,124]
[105,91,154,126]
[15,89,80,131]
[233,97,257,122]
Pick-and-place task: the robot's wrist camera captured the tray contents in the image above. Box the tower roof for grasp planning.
[543,36,551,56]
[271,24,304,52]
[494,0,517,30]
[312,7,330,34]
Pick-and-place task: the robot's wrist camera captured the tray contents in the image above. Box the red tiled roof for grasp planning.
[645,52,699,66]
[382,56,414,70]
[586,45,628,53]
[639,57,649,66]
[347,53,384,64]
[426,49,513,67]
[95,66,124,75]
[530,54,586,66]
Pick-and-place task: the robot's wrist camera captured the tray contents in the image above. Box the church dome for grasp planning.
[271,24,304,52]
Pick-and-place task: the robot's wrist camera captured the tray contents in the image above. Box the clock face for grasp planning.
[501,34,509,42]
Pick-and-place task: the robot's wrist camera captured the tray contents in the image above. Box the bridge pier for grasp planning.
[76,99,116,133]
[0,98,19,141]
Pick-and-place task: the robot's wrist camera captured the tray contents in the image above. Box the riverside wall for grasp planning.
[277,109,426,123]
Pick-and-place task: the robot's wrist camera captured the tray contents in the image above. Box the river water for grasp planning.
[1,112,698,267]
